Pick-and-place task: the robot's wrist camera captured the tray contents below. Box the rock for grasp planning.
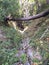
[15,50,25,57]
[0,30,2,34]
[13,62,23,65]
[21,37,30,50]
[46,37,49,42]
[0,34,6,41]
[34,52,42,60]
[24,61,30,65]
[26,48,34,59]
[31,63,38,65]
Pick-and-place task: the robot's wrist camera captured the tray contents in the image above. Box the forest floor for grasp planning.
[0,17,49,65]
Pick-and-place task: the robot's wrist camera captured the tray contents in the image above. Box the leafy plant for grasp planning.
[20,54,27,64]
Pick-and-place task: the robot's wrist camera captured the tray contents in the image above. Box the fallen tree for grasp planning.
[5,9,49,21]
[4,9,49,31]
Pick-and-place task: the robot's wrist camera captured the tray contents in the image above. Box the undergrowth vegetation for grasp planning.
[0,26,22,65]
[29,19,49,65]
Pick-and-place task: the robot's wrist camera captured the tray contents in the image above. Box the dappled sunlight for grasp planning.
[8,20,28,34]
[16,26,28,34]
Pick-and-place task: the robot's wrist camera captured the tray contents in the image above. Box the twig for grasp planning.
[40,27,49,39]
